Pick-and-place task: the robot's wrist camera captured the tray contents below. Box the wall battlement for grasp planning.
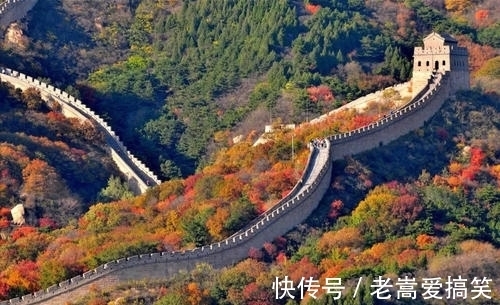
[0,68,161,193]
[414,46,468,56]
[0,70,452,305]
[0,3,469,301]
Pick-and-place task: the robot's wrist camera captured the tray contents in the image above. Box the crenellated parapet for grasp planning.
[0,71,454,305]
[328,72,450,159]
[0,129,333,305]
[0,68,161,193]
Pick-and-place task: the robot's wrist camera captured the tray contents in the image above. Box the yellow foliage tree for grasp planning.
[206,207,230,240]
[444,0,473,14]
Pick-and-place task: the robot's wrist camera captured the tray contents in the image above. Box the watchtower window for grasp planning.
[442,60,446,66]
[426,61,429,67]
[417,61,421,67]
[434,61,439,70]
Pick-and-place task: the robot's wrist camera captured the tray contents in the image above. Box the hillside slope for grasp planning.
[3,0,497,179]
[0,82,118,224]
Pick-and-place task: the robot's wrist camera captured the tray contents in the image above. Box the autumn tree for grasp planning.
[21,159,68,205]
[444,0,474,14]
[350,184,423,245]
[79,202,124,233]
[206,207,230,240]
[2,260,40,295]
[21,87,44,110]
[98,175,134,202]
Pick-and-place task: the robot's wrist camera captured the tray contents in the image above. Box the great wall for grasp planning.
[0,69,452,305]
[0,1,470,304]
[0,69,162,194]
[0,0,37,27]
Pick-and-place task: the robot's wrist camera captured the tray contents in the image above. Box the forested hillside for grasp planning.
[6,0,497,179]
[0,0,499,303]
[0,81,121,221]
[4,85,495,305]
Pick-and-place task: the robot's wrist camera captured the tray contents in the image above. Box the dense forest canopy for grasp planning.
[10,0,498,178]
[0,0,498,303]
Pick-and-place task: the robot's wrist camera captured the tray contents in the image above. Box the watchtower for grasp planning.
[412,32,469,96]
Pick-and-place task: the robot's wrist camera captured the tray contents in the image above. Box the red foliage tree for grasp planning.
[391,194,422,222]
[4,260,40,292]
[183,174,200,193]
[305,3,321,14]
[457,36,496,73]
[288,257,319,283]
[328,199,343,219]
[263,242,277,259]
[351,114,378,129]
[11,226,37,241]
[273,236,287,250]
[396,249,420,267]
[39,217,57,230]
[248,247,264,261]
[0,207,10,217]
[474,9,490,27]
[306,85,334,103]
[0,218,9,229]
[276,251,288,264]
[470,147,485,167]
[242,282,273,305]
[460,147,484,182]
[46,111,66,122]
[0,280,9,299]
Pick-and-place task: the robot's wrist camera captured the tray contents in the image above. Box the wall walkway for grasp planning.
[0,0,38,27]
[0,2,457,303]
[0,71,452,305]
[0,69,161,193]
[329,72,449,159]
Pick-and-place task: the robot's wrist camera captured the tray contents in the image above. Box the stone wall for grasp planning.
[0,68,161,193]
[0,71,454,305]
[0,3,461,300]
[329,72,450,159]
[0,136,333,305]
[0,0,38,27]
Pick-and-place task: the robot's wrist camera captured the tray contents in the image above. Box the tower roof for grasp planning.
[423,32,458,44]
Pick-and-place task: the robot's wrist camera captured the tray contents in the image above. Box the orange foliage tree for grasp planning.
[457,35,496,73]
[21,159,67,203]
[304,3,320,14]
[474,9,490,27]
[2,260,40,294]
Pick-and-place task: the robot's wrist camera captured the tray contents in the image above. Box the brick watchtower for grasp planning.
[412,32,470,97]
